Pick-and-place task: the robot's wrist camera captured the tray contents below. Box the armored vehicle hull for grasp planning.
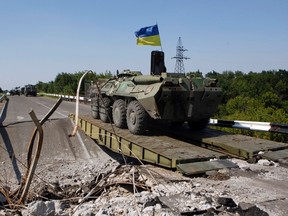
[90,51,222,135]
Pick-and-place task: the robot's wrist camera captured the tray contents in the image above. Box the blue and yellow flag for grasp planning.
[135,24,161,46]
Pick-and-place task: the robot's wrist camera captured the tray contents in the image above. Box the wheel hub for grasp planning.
[130,112,136,125]
[114,108,120,120]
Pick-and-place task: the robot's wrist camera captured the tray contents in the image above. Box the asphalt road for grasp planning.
[0,95,109,187]
[2,95,90,124]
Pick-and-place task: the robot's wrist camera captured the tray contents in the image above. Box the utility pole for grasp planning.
[172,37,190,73]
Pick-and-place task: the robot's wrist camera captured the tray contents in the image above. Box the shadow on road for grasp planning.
[0,99,22,184]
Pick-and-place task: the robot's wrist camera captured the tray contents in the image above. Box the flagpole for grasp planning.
[156,23,163,51]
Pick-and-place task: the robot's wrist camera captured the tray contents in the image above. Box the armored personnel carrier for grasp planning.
[90,51,222,135]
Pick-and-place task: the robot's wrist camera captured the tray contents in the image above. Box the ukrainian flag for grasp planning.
[135,24,161,46]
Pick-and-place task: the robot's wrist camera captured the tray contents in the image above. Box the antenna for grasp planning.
[172,37,190,73]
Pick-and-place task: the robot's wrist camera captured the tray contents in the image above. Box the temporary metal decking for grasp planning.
[161,125,288,161]
[71,114,288,174]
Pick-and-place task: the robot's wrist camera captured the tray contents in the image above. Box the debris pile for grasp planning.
[2,160,278,216]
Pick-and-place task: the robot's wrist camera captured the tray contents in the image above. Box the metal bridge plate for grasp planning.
[72,114,228,169]
[192,129,288,159]
[262,149,288,161]
[72,114,288,171]
[163,125,288,160]
[176,159,238,175]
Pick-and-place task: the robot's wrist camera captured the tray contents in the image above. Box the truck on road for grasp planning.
[24,84,37,96]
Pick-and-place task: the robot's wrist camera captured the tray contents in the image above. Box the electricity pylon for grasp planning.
[172,37,190,73]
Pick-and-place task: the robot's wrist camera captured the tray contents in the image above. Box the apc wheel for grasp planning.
[99,97,112,123]
[91,97,100,119]
[112,99,127,128]
[126,100,148,135]
[188,118,209,130]
[91,104,100,119]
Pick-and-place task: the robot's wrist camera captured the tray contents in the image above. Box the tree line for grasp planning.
[35,69,288,142]
[36,70,113,96]
[188,69,288,142]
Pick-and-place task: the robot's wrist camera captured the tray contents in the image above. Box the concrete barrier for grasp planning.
[0,95,6,103]
[0,95,7,120]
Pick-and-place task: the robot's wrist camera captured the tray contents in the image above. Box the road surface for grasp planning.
[0,95,112,188]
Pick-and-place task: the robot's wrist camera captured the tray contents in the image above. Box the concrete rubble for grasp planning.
[1,156,288,216]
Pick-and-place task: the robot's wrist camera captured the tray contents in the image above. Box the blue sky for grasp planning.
[1,0,287,90]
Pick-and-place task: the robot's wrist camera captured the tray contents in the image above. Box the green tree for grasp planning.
[186,70,203,77]
[260,92,282,109]
[54,72,77,94]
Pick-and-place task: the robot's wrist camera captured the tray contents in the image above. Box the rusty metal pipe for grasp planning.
[18,110,43,204]
[26,98,62,169]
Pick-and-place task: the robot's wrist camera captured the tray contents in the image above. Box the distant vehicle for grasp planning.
[9,87,20,96]
[20,87,25,95]
[24,84,37,96]
[90,51,223,135]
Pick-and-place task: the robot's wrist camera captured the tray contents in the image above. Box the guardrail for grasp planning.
[209,119,288,134]
[0,95,7,119]
[42,93,91,103]
[0,95,7,102]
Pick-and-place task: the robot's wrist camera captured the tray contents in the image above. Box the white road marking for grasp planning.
[17,116,25,120]
[37,100,92,160]
[36,102,67,118]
